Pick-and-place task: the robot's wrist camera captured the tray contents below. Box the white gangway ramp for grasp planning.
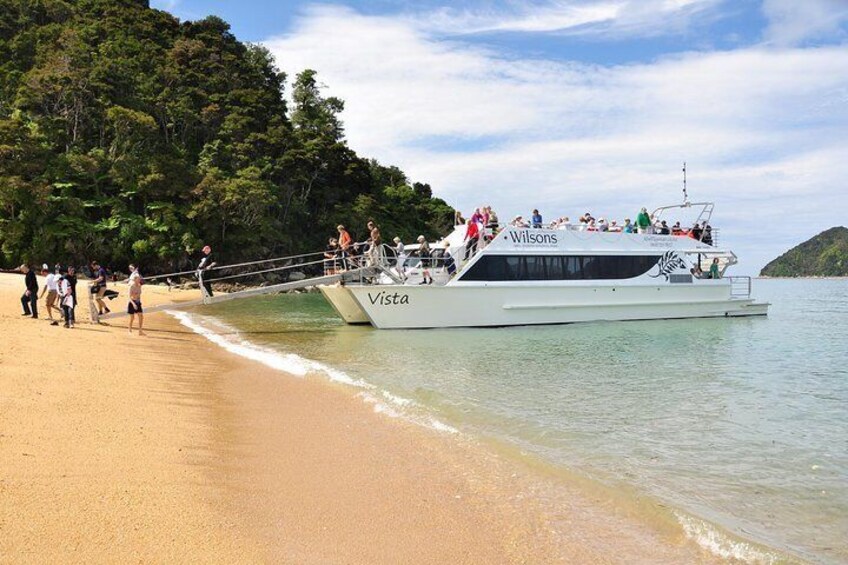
[93,248,384,322]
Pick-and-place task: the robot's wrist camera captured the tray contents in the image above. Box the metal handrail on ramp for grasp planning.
[94,266,377,322]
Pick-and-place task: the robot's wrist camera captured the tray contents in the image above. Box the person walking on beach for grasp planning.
[127,269,144,335]
[197,245,216,298]
[39,264,60,323]
[20,264,38,318]
[90,261,110,315]
[58,268,76,329]
[62,266,78,328]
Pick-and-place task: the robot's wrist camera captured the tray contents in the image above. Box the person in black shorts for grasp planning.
[127,272,144,335]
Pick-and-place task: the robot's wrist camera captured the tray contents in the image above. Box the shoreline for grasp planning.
[178,305,791,564]
[1,272,748,562]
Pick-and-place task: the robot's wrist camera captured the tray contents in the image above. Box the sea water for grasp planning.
[177,279,848,564]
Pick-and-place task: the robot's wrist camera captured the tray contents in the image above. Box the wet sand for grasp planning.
[0,272,723,563]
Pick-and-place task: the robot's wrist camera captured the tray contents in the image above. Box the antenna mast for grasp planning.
[682,162,689,204]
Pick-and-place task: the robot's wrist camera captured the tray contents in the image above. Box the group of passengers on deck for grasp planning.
[503,207,713,244]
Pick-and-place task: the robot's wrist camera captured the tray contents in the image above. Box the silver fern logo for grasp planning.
[650,251,688,280]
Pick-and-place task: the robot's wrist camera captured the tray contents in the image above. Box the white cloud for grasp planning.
[150,0,180,11]
[762,0,848,46]
[410,0,722,38]
[265,5,848,272]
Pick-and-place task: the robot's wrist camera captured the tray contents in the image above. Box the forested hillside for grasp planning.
[760,227,848,277]
[0,0,454,271]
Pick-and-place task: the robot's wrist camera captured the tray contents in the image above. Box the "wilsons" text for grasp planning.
[507,231,559,245]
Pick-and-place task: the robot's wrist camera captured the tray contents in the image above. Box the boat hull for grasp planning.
[318,284,370,324]
[342,283,769,329]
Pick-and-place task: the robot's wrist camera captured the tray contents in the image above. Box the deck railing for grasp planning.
[727,276,752,299]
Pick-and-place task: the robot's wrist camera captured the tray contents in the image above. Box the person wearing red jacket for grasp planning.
[463,219,480,261]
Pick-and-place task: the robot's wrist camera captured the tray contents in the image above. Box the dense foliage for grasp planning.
[0,0,454,271]
[760,227,848,277]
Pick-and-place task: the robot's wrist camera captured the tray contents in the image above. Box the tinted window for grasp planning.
[460,255,660,281]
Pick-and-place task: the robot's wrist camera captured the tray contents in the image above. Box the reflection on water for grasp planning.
[200,279,848,564]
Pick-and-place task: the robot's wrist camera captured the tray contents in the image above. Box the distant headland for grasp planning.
[760,227,848,277]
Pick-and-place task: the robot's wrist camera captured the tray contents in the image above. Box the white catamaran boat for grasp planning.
[319,202,769,329]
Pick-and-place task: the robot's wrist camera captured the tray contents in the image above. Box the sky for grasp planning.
[151,0,848,274]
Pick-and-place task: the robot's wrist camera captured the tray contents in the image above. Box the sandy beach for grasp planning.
[0,272,724,563]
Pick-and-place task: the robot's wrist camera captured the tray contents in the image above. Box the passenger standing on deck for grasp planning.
[39,265,60,323]
[486,206,499,235]
[393,237,407,281]
[20,264,38,318]
[703,225,714,246]
[442,242,457,277]
[454,209,466,226]
[470,208,483,227]
[480,207,491,246]
[197,245,216,297]
[463,219,480,261]
[417,235,432,285]
[91,261,110,315]
[337,225,353,270]
[366,221,383,266]
[636,207,652,234]
[127,268,144,335]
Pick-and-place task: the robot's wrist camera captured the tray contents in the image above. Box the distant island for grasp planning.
[760,227,848,277]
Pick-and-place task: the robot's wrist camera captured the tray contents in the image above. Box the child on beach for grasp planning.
[128,268,144,335]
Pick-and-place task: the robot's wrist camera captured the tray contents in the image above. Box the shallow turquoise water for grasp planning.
[194,279,848,563]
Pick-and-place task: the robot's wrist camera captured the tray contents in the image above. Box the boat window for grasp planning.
[459,255,661,281]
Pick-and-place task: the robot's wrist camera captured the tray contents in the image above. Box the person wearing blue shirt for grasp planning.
[531,209,543,228]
